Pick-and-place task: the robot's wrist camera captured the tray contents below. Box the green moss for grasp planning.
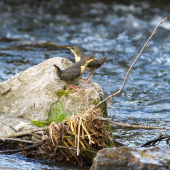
[92,99,99,105]
[92,100,106,116]
[63,85,67,90]
[31,120,51,127]
[55,89,71,99]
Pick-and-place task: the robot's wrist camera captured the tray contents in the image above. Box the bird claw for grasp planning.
[68,84,84,93]
[71,89,84,93]
[83,80,93,84]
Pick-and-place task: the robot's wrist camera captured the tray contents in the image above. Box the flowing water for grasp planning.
[0,0,170,169]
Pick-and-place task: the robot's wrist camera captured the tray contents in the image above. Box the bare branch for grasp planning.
[94,17,167,108]
[141,135,170,147]
[0,127,47,138]
[102,119,170,130]
[0,142,42,154]
[0,137,34,143]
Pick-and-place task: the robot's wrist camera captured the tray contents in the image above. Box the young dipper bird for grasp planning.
[67,46,108,83]
[53,55,97,92]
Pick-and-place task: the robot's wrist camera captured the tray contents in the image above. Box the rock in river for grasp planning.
[0,57,106,136]
[90,146,170,170]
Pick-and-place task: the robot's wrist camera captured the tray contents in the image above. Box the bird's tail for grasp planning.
[53,64,62,77]
[99,55,108,65]
[103,55,108,61]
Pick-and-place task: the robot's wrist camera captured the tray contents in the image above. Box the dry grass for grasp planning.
[45,108,116,165]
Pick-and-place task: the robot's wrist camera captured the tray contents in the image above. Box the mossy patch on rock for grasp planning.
[31,120,51,127]
[92,99,99,105]
[55,88,71,99]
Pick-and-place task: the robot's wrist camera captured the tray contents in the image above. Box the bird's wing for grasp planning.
[60,67,81,81]
[88,56,108,68]
[87,60,101,67]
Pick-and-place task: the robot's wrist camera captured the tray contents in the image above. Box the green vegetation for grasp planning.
[31,101,76,127]
[32,88,73,127]
[55,89,71,99]
[99,102,104,115]
[92,99,99,105]
[92,99,105,116]
[31,120,51,127]
[49,102,72,124]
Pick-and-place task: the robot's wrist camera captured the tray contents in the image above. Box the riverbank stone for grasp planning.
[90,146,170,170]
[0,57,107,136]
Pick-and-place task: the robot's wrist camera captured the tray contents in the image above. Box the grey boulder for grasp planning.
[0,57,106,136]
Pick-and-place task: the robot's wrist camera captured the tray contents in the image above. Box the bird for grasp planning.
[67,46,108,83]
[53,55,97,92]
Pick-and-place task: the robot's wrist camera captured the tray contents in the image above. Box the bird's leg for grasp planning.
[86,74,94,83]
[82,73,92,83]
[80,73,91,80]
[68,84,84,93]
[84,73,91,80]
[83,73,94,83]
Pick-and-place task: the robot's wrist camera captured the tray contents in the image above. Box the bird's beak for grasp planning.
[89,58,97,62]
[67,46,71,50]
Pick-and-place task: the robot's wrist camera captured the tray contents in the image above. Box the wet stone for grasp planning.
[90,146,170,170]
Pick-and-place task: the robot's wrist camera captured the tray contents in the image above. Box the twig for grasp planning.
[0,137,35,143]
[103,119,170,130]
[0,148,23,154]
[0,121,18,133]
[64,141,82,166]
[77,117,81,156]
[30,133,42,140]
[0,142,42,154]
[0,127,47,138]
[141,135,170,147]
[94,17,167,108]
[56,145,97,154]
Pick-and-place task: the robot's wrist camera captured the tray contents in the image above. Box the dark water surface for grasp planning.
[1,0,170,169]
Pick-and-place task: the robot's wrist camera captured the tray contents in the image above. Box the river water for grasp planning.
[0,0,170,169]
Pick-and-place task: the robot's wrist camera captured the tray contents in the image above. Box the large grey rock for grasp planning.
[90,146,170,170]
[0,57,106,136]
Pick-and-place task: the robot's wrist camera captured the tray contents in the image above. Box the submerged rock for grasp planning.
[90,146,170,170]
[0,57,107,136]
